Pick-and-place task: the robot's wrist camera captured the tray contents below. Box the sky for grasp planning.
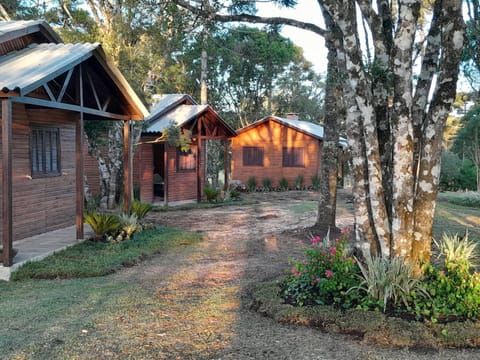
[256,0,328,74]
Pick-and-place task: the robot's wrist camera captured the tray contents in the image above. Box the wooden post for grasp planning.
[224,139,228,192]
[123,120,131,213]
[76,112,84,239]
[164,143,168,205]
[2,99,13,266]
[197,119,202,202]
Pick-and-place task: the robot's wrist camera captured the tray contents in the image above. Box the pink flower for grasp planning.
[310,236,321,245]
[325,270,334,278]
[329,246,337,256]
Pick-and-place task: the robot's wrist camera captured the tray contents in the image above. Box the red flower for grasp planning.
[325,269,334,278]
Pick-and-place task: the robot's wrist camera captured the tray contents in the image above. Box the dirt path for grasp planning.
[114,190,479,359]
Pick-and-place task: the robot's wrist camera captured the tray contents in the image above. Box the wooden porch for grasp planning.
[0,224,93,281]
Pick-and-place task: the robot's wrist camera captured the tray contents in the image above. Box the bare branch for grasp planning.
[170,0,328,38]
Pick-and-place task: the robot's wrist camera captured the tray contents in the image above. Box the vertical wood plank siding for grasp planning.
[231,120,322,189]
[133,138,154,203]
[0,104,76,241]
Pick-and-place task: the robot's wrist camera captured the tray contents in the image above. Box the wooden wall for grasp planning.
[133,139,154,203]
[0,104,77,241]
[231,119,322,189]
[165,143,198,203]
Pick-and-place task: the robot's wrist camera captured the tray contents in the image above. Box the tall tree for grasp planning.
[173,0,466,267]
[182,25,307,128]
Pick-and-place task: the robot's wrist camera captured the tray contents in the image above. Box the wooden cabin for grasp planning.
[0,20,148,266]
[231,114,347,190]
[133,94,236,204]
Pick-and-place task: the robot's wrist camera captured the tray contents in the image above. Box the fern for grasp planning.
[84,211,121,241]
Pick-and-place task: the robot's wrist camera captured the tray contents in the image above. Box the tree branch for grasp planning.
[170,0,328,38]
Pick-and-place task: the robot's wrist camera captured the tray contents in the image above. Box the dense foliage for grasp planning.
[282,230,480,323]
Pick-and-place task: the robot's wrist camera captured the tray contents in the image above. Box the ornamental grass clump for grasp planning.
[282,230,360,308]
[348,256,429,312]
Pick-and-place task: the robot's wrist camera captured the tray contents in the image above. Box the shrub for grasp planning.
[117,213,140,240]
[204,184,220,202]
[279,177,288,191]
[433,232,479,268]
[262,177,272,191]
[349,256,428,312]
[311,174,320,191]
[131,200,153,220]
[282,232,360,308]
[84,211,121,241]
[295,174,304,189]
[413,232,480,322]
[229,189,241,200]
[247,176,257,192]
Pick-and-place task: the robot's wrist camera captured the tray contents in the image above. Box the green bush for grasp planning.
[204,184,220,202]
[282,232,360,308]
[279,177,288,191]
[311,174,320,191]
[295,174,304,189]
[131,200,154,220]
[262,177,272,191]
[413,232,480,322]
[247,176,257,192]
[84,211,121,241]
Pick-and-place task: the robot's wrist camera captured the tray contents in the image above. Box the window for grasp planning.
[283,147,305,167]
[31,127,60,177]
[243,146,264,166]
[177,147,196,171]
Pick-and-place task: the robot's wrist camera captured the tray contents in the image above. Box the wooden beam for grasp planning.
[123,120,131,214]
[76,112,84,239]
[11,96,133,121]
[2,99,12,266]
[57,68,74,103]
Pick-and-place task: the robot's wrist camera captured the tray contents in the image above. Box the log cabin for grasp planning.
[0,20,148,266]
[231,114,348,190]
[133,94,237,204]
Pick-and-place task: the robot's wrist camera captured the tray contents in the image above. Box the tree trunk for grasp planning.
[315,6,342,232]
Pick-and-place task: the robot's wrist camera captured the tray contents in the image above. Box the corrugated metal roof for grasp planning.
[146,104,209,133]
[0,20,61,43]
[0,42,98,95]
[150,94,195,117]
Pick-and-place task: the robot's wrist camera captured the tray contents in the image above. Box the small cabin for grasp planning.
[134,94,237,205]
[231,115,347,190]
[0,20,147,266]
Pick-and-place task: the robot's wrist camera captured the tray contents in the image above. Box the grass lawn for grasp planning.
[433,198,480,242]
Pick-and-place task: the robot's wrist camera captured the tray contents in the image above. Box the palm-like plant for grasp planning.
[84,211,121,241]
[131,201,153,220]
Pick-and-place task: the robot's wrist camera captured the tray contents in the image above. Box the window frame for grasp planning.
[176,147,197,172]
[242,146,264,167]
[282,147,305,168]
[30,126,61,178]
